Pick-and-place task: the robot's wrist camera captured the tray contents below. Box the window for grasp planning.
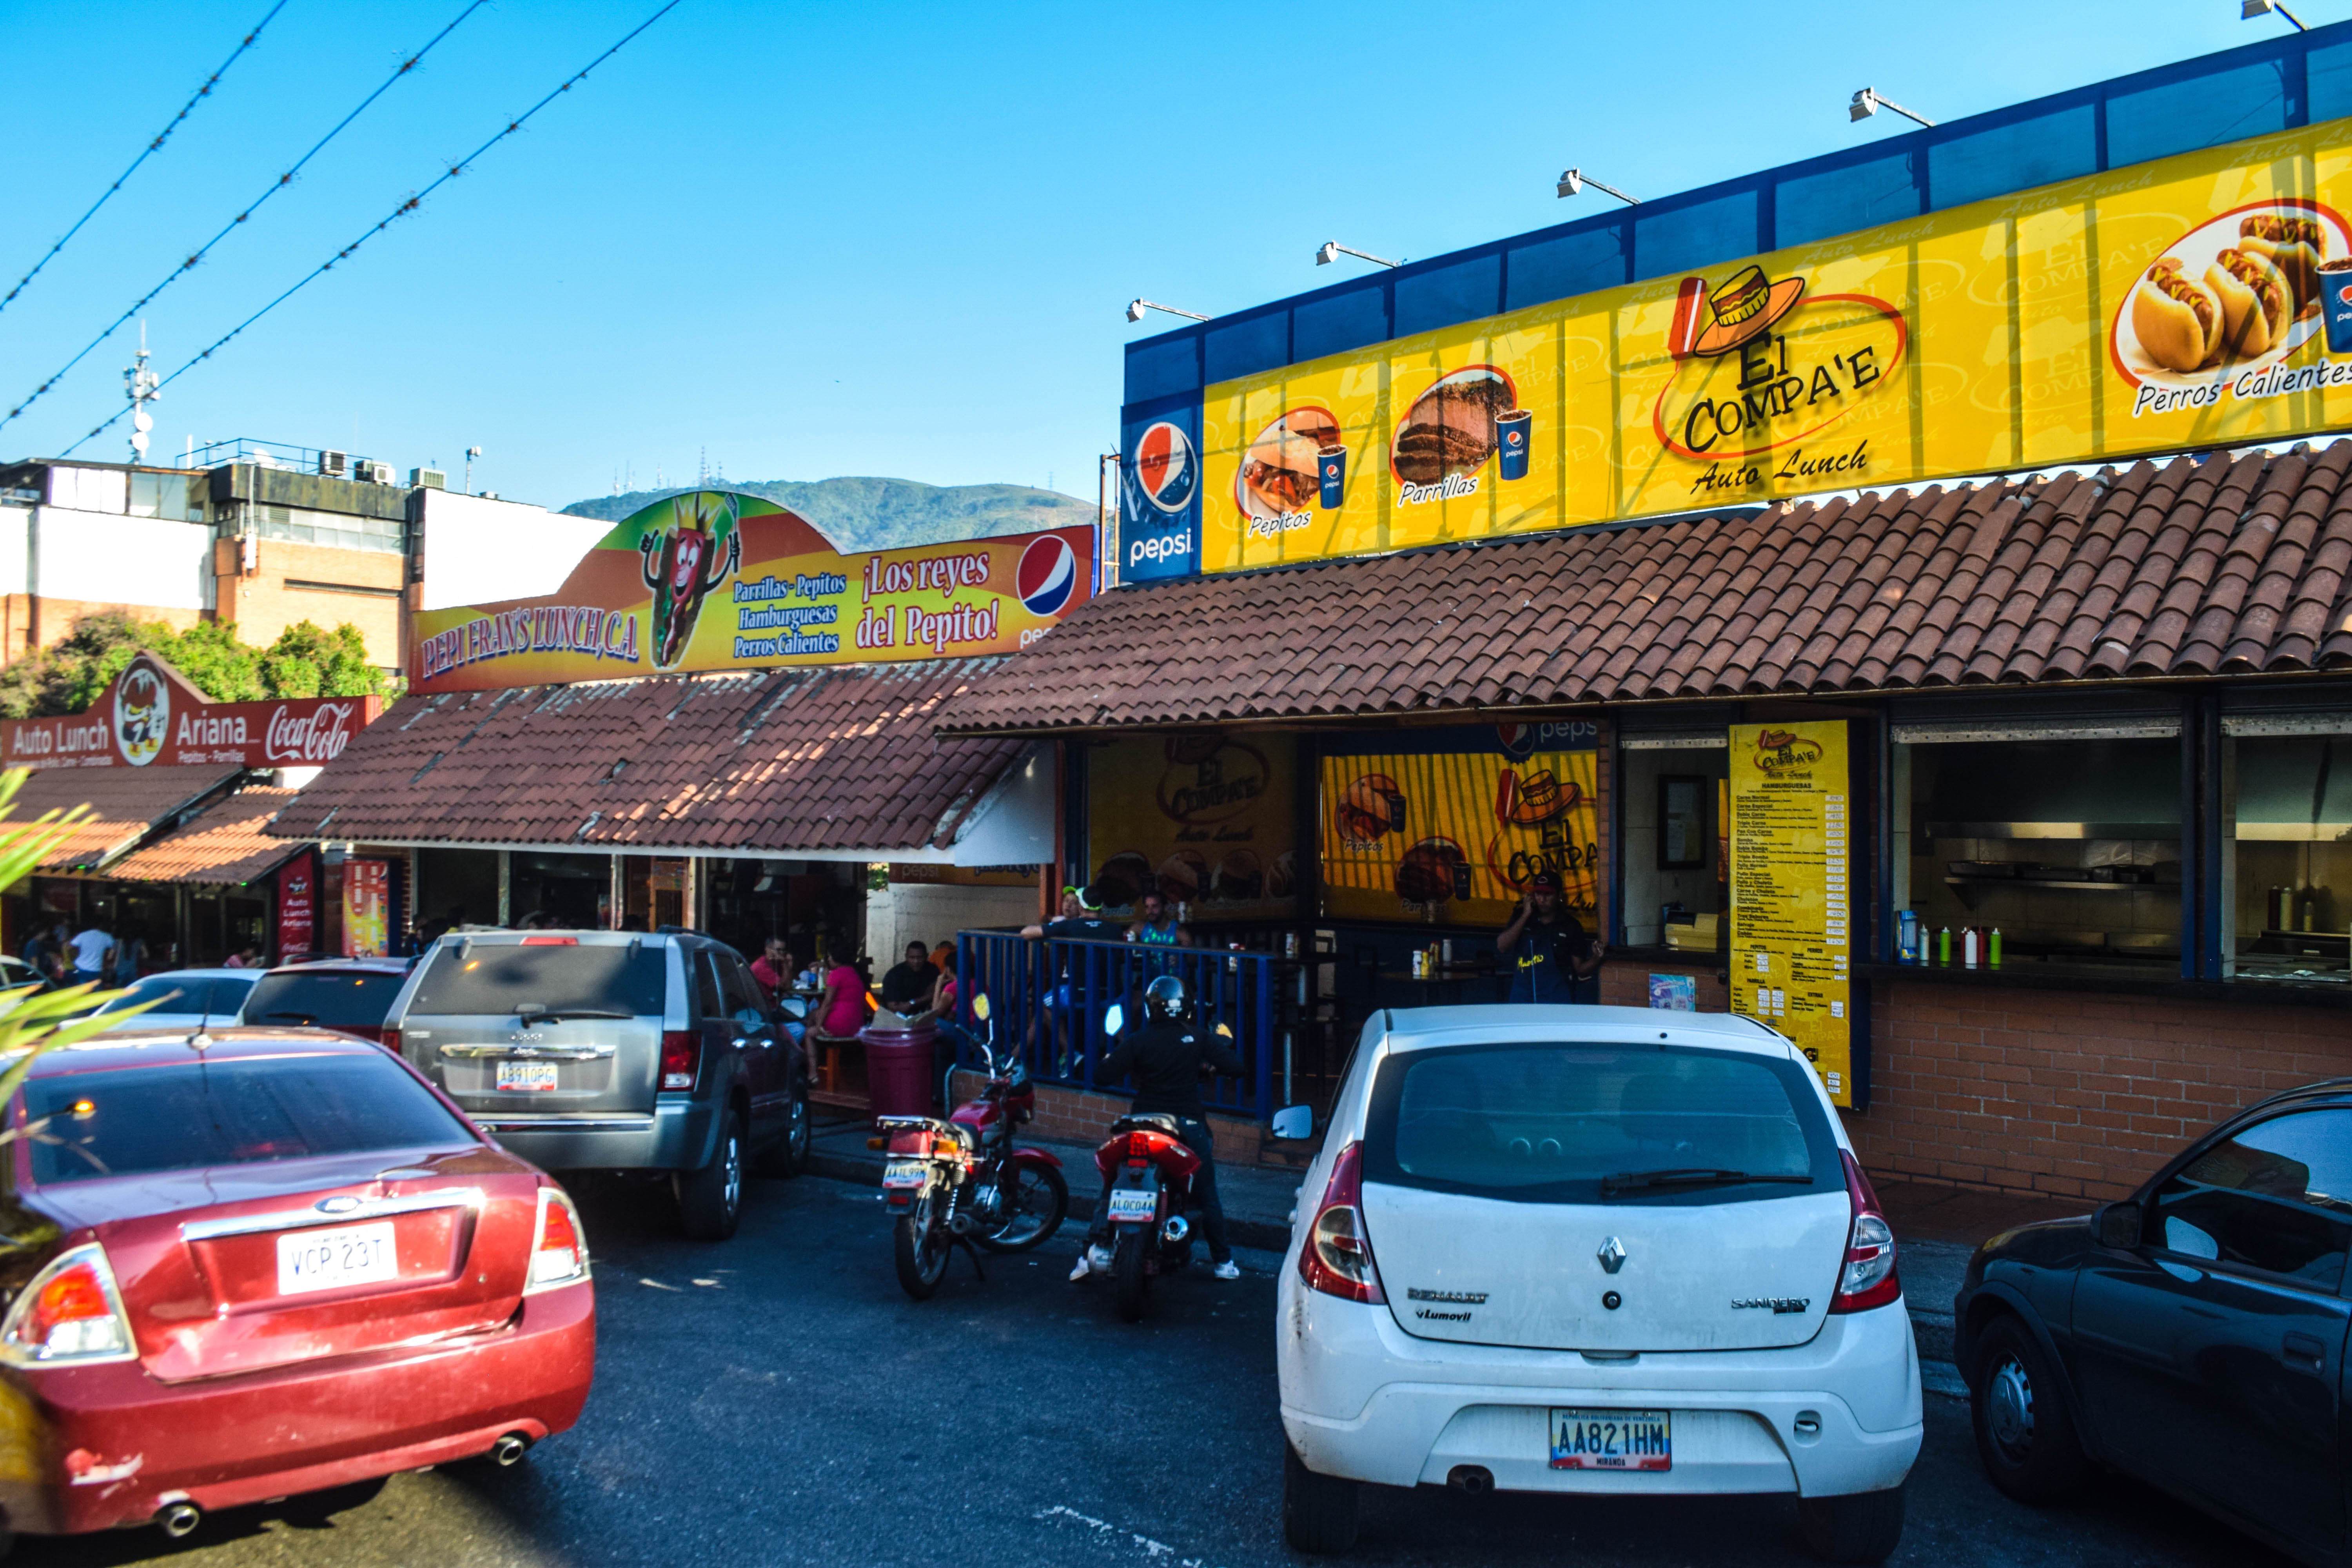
[1292,287,1387,363]
[1365,1043,1836,1205]
[1659,776,1708,869]
[1893,731,2183,975]
[1204,312,1288,384]
[695,950,726,1020]
[1395,256,1501,338]
[2224,730,2352,981]
[1621,739,1727,946]
[2151,1109,2352,1288]
[1506,226,1628,310]
[1776,152,1920,249]
[242,969,405,1029]
[95,974,252,1018]
[238,504,404,555]
[717,953,768,1029]
[22,1053,470,1185]
[128,472,201,521]
[1927,106,2097,211]
[1124,336,1199,403]
[2107,61,2288,170]
[1634,191,1759,283]
[407,941,666,1017]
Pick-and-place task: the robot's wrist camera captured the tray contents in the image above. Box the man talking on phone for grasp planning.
[1495,871,1603,1004]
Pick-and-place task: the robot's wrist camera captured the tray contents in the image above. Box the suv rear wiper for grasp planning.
[514,1004,635,1025]
[1600,1167,1815,1196]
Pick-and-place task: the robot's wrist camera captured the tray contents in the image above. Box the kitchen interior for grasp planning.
[1618,737,1728,953]
[1898,735,2183,978]
[2230,731,2352,984]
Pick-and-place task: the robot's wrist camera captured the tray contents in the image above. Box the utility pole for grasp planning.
[464,445,481,494]
[124,321,160,463]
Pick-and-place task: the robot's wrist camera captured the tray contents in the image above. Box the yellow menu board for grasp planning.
[1728,722,1853,1106]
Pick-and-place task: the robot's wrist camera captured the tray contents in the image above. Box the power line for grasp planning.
[2,1,489,434]
[0,0,289,321]
[59,0,686,460]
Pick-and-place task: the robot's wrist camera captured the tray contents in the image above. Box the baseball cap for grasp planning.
[1074,884,1106,912]
[1526,871,1563,893]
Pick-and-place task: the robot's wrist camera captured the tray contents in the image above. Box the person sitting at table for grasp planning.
[750,936,795,1008]
[1496,871,1604,1004]
[880,940,938,1018]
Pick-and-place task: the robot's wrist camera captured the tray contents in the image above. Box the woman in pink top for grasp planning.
[817,938,869,1038]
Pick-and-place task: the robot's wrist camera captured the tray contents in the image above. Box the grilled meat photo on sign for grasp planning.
[1238,408,1340,519]
[1338,773,1408,845]
[2130,259,2223,373]
[2240,212,2327,309]
[1157,849,1207,904]
[1392,367,1514,484]
[2210,247,2294,358]
[1215,848,1263,900]
[1095,850,1154,909]
[1395,837,1472,904]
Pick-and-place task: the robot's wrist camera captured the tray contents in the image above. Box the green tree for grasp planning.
[0,612,395,718]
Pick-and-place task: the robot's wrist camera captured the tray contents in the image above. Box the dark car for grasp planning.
[1955,1079,2352,1566]
[238,957,414,1044]
[380,930,811,1241]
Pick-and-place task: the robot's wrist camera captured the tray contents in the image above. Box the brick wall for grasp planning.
[28,596,205,650]
[1849,979,2352,1204]
[218,539,403,666]
[1599,958,1730,1011]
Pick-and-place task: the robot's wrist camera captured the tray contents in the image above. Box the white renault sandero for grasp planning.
[1276,1006,1920,1562]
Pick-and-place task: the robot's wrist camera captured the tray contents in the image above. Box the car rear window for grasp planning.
[100,974,252,1018]
[21,1054,471,1185]
[242,970,405,1030]
[405,941,666,1018]
[1363,1043,1840,1205]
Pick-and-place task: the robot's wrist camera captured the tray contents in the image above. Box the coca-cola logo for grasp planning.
[264,702,358,764]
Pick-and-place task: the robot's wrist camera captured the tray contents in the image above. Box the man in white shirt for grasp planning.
[67,926,114,985]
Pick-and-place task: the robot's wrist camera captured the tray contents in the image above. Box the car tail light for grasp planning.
[524,1187,592,1296]
[380,1027,402,1056]
[659,1031,700,1091]
[1298,1141,1385,1305]
[0,1244,137,1366]
[521,936,580,946]
[1828,1149,1900,1313]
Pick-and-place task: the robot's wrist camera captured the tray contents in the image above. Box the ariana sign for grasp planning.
[0,653,377,772]
[410,490,1096,692]
[1181,116,2352,575]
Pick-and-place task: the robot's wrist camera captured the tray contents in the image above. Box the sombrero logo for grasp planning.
[1016,534,1078,617]
[1133,421,1196,513]
[1752,727,1825,774]
[1652,263,1907,499]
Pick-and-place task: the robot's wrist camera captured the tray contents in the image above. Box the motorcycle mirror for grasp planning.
[1215,1021,1234,1039]
[972,992,991,1024]
[1270,1104,1313,1140]
[1103,1001,1126,1037]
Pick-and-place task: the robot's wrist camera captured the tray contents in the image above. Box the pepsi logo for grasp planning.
[2339,284,2352,306]
[1133,422,1196,514]
[1323,461,1340,478]
[1016,534,1078,617]
[1496,722,1538,760]
[1505,429,1524,447]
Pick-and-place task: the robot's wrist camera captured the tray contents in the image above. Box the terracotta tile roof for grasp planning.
[112,787,301,886]
[945,444,2352,732]
[267,661,1027,854]
[1,764,245,873]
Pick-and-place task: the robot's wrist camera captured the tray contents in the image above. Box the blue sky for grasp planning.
[0,1,2332,512]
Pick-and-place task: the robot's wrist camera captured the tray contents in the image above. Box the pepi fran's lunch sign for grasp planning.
[0,652,378,773]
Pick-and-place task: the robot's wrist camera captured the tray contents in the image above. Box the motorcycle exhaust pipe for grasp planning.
[490,1432,532,1468]
[1446,1465,1494,1496]
[1160,1216,1189,1245]
[156,1501,202,1538]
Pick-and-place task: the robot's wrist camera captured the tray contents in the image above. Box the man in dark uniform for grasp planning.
[1071,974,1245,1282]
[1496,871,1604,1003]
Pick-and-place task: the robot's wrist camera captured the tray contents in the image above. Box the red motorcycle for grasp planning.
[1092,1109,1207,1322]
[878,994,1069,1299]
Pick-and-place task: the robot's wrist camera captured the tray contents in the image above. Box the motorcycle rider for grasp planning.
[1071,973,1244,1282]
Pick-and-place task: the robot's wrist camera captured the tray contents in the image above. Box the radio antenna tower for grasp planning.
[123,321,160,462]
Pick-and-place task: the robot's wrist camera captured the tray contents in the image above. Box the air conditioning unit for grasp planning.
[318,449,348,477]
[410,467,446,490]
[355,459,394,485]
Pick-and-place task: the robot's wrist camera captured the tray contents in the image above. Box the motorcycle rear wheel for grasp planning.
[976,1163,1069,1253]
[1112,1229,1151,1322]
[893,1201,951,1300]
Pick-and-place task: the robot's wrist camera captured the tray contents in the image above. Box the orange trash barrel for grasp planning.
[860,1016,938,1118]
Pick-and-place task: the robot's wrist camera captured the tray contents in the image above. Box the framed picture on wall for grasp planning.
[1659,775,1707,869]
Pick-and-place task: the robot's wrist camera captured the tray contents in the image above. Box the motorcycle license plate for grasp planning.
[1549,1408,1671,1471]
[1105,1187,1157,1222]
[882,1160,930,1190]
[496,1061,559,1093]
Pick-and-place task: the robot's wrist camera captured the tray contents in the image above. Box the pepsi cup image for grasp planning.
[1318,444,1346,510]
[2323,259,2352,356]
[1496,410,1532,480]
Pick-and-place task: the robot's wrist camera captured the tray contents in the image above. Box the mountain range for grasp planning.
[561,476,1098,550]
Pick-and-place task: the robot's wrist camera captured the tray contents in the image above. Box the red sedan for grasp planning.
[0,1027,594,1550]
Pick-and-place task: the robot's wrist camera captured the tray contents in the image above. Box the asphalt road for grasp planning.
[13,1170,2295,1568]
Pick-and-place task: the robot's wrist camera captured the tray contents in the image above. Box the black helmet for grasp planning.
[1144,974,1189,1023]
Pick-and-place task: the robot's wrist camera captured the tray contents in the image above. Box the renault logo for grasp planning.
[1596,1236,1627,1274]
[315,1196,363,1214]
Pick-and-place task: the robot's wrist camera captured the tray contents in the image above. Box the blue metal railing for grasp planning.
[953,929,1278,1122]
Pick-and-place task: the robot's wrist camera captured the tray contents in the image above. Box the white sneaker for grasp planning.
[1067,1254,1091,1281]
[1070,1243,1111,1281]
[1212,1259,1241,1280]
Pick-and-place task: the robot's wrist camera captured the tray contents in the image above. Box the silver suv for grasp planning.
[382,929,810,1240]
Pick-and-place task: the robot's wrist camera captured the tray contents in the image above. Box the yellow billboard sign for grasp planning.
[1201,120,2352,573]
[1727,722,1853,1108]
